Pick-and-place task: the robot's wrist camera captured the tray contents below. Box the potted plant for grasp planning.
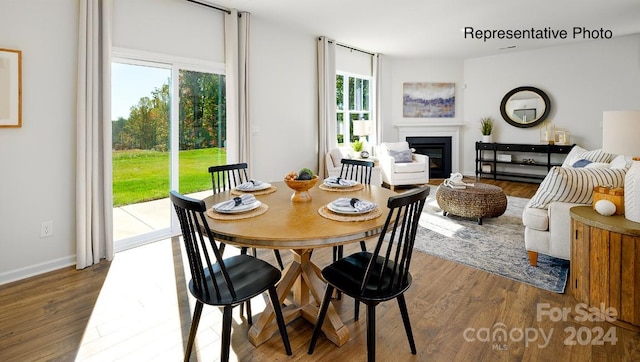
[352,140,364,157]
[480,117,494,143]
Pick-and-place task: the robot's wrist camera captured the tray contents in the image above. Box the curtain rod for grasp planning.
[337,43,374,56]
[186,0,231,14]
[321,38,374,56]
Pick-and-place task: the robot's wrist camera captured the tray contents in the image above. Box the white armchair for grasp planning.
[325,147,382,186]
[377,141,429,190]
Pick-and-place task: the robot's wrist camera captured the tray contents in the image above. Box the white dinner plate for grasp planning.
[327,202,375,214]
[214,200,262,214]
[323,180,358,188]
[236,182,271,191]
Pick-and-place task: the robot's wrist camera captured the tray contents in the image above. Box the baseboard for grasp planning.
[0,255,76,286]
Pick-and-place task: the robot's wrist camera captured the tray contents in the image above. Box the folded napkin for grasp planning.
[236,179,266,190]
[324,176,358,187]
[213,194,257,212]
[331,197,377,213]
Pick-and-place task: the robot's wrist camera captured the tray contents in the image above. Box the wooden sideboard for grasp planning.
[570,206,640,331]
[475,142,574,183]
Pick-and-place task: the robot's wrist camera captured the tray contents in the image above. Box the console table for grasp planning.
[475,142,574,183]
[570,206,640,332]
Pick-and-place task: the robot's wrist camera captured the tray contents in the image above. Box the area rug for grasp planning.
[414,186,569,293]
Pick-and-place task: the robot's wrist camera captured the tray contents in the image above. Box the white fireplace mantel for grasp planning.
[394,123,464,174]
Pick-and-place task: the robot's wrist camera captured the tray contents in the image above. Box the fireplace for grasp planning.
[406,136,452,179]
[396,124,461,179]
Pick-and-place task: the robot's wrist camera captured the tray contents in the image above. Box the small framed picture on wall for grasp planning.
[0,48,22,128]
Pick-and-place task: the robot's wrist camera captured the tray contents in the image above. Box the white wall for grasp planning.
[384,58,466,142]
[462,35,640,175]
[0,0,78,282]
[248,15,318,181]
[113,0,224,62]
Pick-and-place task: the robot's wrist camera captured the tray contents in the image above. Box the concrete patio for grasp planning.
[113,190,210,241]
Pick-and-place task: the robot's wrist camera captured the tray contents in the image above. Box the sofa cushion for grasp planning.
[529,166,627,209]
[393,161,425,173]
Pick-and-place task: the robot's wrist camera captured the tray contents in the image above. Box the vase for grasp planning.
[481,135,492,143]
[625,159,640,223]
[284,176,319,202]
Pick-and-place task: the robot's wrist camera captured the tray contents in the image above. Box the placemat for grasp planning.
[206,203,269,220]
[231,186,278,196]
[319,183,365,192]
[318,205,382,222]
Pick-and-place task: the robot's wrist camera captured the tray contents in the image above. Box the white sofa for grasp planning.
[376,141,429,190]
[325,147,382,186]
[522,146,629,266]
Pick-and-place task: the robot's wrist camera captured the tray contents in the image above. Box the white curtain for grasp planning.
[317,36,337,179]
[238,12,251,168]
[76,0,114,269]
[224,9,251,171]
[373,53,384,149]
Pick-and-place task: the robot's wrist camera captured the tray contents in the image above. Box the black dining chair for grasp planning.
[208,163,285,271]
[170,190,292,362]
[333,158,375,262]
[331,158,375,303]
[308,186,429,362]
[339,158,374,186]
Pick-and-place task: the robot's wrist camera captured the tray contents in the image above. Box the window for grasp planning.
[336,72,371,146]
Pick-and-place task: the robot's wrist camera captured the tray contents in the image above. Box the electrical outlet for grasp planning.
[40,221,53,238]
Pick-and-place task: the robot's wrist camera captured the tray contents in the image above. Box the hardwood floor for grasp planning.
[1,180,639,361]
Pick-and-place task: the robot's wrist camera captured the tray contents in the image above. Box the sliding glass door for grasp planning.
[177,70,226,196]
[112,56,226,251]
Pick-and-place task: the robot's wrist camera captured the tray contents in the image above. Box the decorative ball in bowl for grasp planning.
[284,170,318,202]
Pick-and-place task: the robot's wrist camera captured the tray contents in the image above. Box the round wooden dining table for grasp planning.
[201,181,396,347]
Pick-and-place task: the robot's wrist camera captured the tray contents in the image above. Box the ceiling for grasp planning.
[194,0,640,59]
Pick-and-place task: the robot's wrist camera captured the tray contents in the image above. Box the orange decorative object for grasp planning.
[284,175,319,202]
[593,186,625,215]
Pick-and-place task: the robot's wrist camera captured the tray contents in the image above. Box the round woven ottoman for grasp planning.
[436,183,507,225]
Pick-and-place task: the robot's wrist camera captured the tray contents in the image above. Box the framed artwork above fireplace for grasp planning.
[402,82,455,118]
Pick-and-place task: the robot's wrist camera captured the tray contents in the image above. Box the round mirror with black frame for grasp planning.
[500,86,551,128]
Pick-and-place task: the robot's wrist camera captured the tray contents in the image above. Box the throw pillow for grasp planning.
[562,145,587,167]
[584,162,611,169]
[529,166,627,209]
[572,159,592,168]
[562,146,615,168]
[575,149,614,163]
[388,149,413,163]
[609,154,629,169]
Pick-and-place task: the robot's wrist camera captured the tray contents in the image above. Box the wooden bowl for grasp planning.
[284,175,319,202]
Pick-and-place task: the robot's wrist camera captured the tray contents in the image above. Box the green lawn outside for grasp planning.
[112,148,225,207]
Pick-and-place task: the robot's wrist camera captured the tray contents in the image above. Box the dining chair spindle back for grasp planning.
[208,162,250,195]
[308,186,430,362]
[208,163,285,271]
[170,190,292,362]
[333,159,375,264]
[339,158,374,185]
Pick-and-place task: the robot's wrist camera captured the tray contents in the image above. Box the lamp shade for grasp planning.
[602,110,640,156]
[603,110,640,223]
[352,120,371,136]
